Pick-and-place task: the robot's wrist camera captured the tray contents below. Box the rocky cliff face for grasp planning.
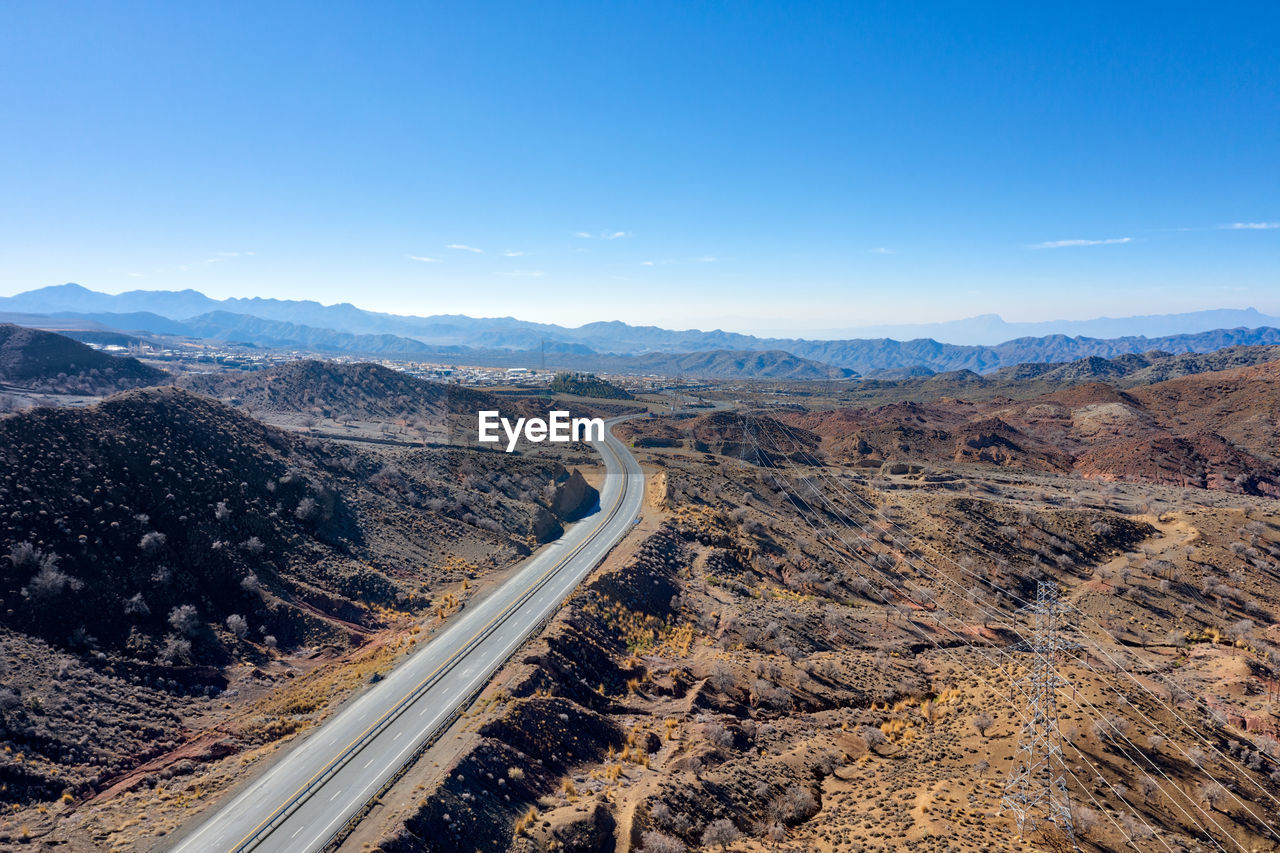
[550,469,600,521]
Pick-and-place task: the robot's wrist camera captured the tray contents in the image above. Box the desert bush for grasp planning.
[1137,774,1158,797]
[295,496,319,521]
[704,721,734,751]
[123,592,150,616]
[814,750,842,776]
[751,679,790,711]
[701,818,740,849]
[771,784,818,823]
[22,554,80,601]
[1198,781,1227,810]
[1092,715,1130,745]
[159,634,192,665]
[168,604,202,637]
[1072,805,1099,836]
[1119,813,1153,842]
[707,664,736,693]
[1228,618,1256,645]
[640,830,685,853]
[8,541,41,570]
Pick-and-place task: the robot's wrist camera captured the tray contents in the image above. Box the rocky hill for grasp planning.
[618,410,824,465]
[367,426,1280,853]
[178,359,513,421]
[824,361,1280,495]
[0,387,595,808]
[628,358,1280,497]
[0,323,166,394]
[549,371,634,400]
[841,343,1280,406]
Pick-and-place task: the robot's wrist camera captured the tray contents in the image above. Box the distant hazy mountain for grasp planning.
[5,284,1280,377]
[838,344,1280,408]
[827,308,1280,346]
[16,285,1273,348]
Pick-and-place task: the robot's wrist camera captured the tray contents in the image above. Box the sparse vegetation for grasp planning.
[549,371,634,400]
[9,351,1280,853]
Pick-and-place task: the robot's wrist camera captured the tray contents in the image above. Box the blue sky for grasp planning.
[1,1,1277,334]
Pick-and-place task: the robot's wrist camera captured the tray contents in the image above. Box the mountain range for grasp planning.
[818,307,1280,346]
[5,284,1280,378]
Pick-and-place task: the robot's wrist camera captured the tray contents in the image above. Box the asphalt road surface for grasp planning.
[172,417,645,852]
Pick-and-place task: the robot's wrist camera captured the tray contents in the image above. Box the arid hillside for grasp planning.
[178,359,512,421]
[836,344,1280,407]
[0,386,599,844]
[3,354,1278,853]
[362,412,1280,853]
[177,359,623,447]
[619,412,822,465]
[671,361,1280,497]
[0,323,167,395]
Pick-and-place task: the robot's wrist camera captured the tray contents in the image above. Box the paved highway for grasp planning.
[172,418,645,852]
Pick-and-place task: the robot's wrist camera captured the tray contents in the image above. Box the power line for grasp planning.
[1001,581,1077,842]
[739,415,1259,850]
[748,412,1280,845]
[766,413,1280,821]
[734,418,1192,850]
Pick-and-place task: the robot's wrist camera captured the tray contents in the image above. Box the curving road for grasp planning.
[172,418,644,853]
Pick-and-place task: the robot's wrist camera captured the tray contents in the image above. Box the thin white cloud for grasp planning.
[869,247,895,254]
[127,272,145,278]
[694,256,717,263]
[1220,221,1279,230]
[601,231,631,240]
[502,249,527,257]
[216,251,240,257]
[446,243,483,253]
[407,255,441,263]
[640,260,655,266]
[497,270,545,278]
[1029,237,1132,249]
[204,258,222,264]
[573,231,592,238]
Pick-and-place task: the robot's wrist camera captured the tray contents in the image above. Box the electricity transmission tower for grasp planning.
[1002,580,1077,844]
